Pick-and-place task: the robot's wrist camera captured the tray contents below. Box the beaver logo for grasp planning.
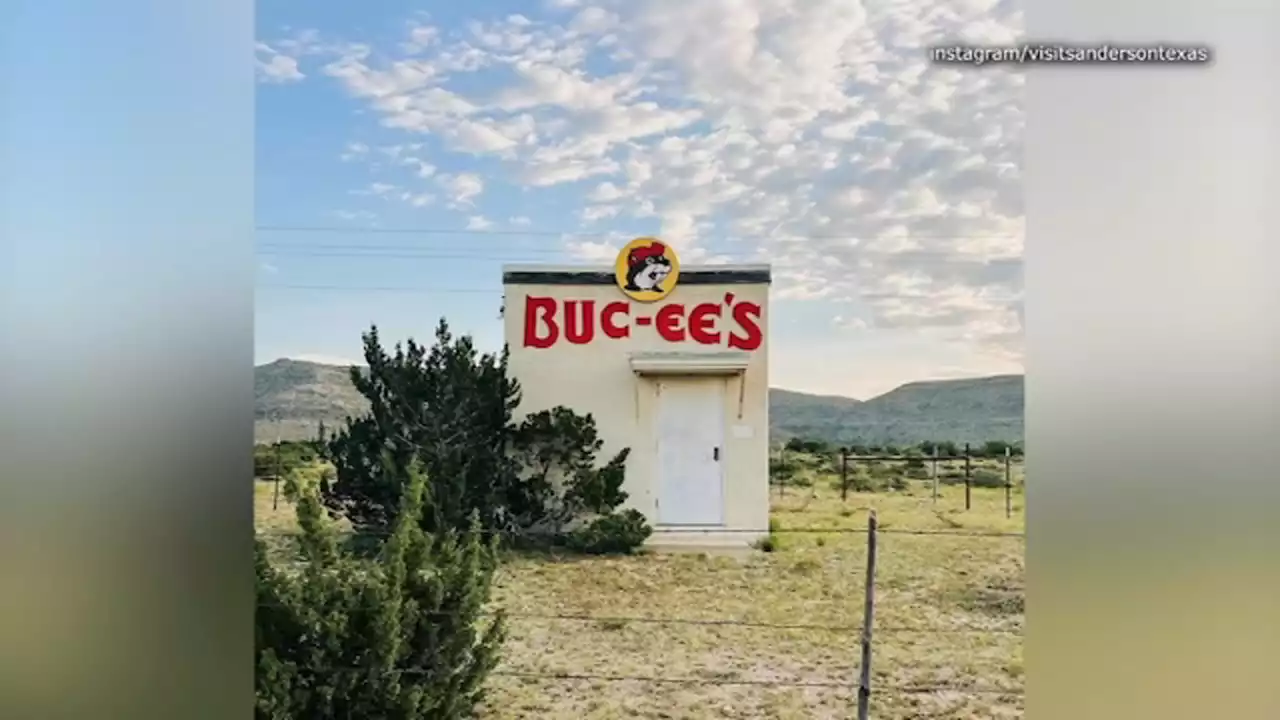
[614,237,680,302]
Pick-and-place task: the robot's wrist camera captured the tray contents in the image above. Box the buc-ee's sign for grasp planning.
[522,238,764,351]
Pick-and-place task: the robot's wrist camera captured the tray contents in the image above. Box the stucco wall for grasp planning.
[502,265,771,536]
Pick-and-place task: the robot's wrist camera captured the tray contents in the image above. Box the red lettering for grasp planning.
[523,297,759,348]
[656,303,686,342]
[688,303,721,345]
[564,300,596,344]
[523,296,559,348]
[601,301,630,339]
[728,301,763,351]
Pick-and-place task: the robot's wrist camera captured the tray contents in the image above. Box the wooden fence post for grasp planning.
[856,511,879,720]
[840,448,849,502]
[963,443,972,511]
[1005,446,1013,518]
[272,441,282,511]
[779,446,787,497]
[931,447,939,503]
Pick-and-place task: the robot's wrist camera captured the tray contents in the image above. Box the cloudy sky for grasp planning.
[255,0,1024,399]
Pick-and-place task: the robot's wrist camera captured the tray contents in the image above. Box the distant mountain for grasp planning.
[771,375,1024,446]
[255,359,369,444]
[255,359,1023,446]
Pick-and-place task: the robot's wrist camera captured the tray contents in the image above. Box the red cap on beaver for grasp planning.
[627,242,667,266]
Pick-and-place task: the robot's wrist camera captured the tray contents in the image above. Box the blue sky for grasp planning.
[255,0,1025,399]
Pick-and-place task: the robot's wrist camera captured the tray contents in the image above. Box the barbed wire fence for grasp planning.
[771,444,1025,518]
[255,516,1025,718]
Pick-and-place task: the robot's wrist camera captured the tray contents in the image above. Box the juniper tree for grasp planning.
[256,459,505,720]
[322,321,534,535]
[508,405,631,533]
[321,321,643,550]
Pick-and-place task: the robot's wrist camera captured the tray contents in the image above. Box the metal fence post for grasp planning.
[856,510,878,720]
[1004,446,1013,518]
[963,443,972,511]
[840,448,849,502]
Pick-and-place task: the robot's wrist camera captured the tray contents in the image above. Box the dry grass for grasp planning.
[255,470,1025,719]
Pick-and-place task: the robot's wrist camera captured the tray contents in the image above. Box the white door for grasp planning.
[655,379,725,525]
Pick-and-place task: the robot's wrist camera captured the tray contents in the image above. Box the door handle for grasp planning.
[713,447,720,461]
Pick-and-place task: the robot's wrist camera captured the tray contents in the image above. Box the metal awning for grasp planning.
[628,351,751,376]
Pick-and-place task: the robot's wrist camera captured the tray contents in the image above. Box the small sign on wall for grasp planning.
[615,238,680,303]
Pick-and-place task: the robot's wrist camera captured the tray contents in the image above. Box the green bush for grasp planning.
[769,455,799,485]
[941,442,962,458]
[751,517,782,552]
[980,440,1013,458]
[784,438,829,454]
[787,473,814,488]
[832,470,876,493]
[970,468,1007,488]
[564,510,652,555]
[256,461,505,719]
[903,456,930,480]
[754,535,777,552]
[255,440,322,479]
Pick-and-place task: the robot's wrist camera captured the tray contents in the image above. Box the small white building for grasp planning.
[502,239,772,551]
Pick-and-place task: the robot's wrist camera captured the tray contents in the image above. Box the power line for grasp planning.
[260,225,586,238]
[256,247,764,262]
[257,284,500,294]
[258,246,575,256]
[254,281,1021,300]
[256,224,1023,241]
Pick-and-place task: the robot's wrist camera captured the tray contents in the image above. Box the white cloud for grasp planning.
[436,173,484,207]
[568,7,619,34]
[587,182,624,202]
[352,182,398,198]
[509,215,533,226]
[833,315,868,331]
[466,215,494,230]
[580,205,620,223]
[401,191,435,207]
[256,42,304,83]
[339,142,369,161]
[566,238,622,262]
[270,0,1026,366]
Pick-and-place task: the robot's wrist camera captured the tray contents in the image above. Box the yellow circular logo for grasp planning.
[615,237,680,302]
